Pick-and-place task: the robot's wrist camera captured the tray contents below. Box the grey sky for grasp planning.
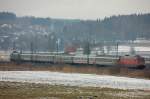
[0,0,150,19]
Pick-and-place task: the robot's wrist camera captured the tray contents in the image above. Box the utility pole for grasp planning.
[20,47,22,54]
[56,38,60,55]
[34,34,37,53]
[87,41,90,64]
[54,38,59,63]
[30,41,33,61]
[87,23,92,65]
[116,42,119,57]
[12,41,16,51]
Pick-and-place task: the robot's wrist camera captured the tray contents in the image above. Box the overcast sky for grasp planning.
[0,0,150,19]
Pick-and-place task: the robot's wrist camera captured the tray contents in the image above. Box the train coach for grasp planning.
[10,52,118,66]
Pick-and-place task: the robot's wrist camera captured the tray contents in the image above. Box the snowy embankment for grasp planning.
[0,71,150,90]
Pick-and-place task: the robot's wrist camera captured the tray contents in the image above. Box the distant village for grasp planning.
[65,38,150,57]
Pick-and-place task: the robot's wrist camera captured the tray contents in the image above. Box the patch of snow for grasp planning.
[1,24,12,28]
[0,71,150,90]
[134,47,150,52]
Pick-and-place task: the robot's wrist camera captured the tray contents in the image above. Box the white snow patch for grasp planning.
[0,71,150,90]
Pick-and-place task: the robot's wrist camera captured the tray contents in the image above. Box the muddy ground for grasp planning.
[0,81,150,99]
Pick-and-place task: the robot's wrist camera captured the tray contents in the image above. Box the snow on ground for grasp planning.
[0,71,150,90]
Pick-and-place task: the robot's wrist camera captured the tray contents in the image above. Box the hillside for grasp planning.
[0,12,150,51]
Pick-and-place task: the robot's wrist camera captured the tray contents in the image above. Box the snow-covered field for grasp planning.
[0,71,150,90]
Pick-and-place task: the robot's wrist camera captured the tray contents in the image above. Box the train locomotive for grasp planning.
[118,55,145,69]
[10,51,145,69]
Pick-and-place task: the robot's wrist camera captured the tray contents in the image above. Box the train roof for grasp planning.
[17,53,119,59]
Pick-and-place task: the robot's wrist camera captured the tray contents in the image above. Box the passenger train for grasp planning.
[10,51,145,69]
